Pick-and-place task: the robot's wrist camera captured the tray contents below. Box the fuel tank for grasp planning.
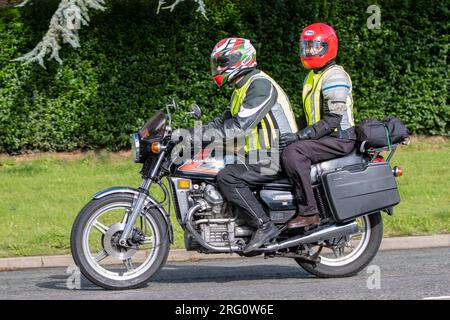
[174,146,224,179]
[174,159,224,179]
[174,148,232,179]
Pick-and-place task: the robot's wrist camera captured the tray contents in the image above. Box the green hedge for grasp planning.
[0,0,448,152]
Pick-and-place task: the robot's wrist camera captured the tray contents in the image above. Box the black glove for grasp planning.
[279,127,315,149]
[297,126,314,140]
[278,132,299,149]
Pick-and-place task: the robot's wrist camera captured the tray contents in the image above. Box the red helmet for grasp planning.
[300,23,338,69]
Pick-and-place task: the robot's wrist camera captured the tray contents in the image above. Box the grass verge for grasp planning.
[0,136,448,258]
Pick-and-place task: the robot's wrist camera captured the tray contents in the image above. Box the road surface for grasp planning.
[0,248,449,300]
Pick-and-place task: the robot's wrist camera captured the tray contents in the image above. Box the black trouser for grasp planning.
[216,160,282,228]
[281,136,355,216]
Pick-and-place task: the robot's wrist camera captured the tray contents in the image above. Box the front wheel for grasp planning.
[70,194,170,289]
[296,212,383,278]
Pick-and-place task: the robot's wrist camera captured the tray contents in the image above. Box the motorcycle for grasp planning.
[70,100,405,289]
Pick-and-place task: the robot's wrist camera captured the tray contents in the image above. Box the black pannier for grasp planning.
[321,162,400,222]
[356,116,409,149]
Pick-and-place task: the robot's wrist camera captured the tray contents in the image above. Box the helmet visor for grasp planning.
[300,40,328,57]
[211,56,230,76]
[211,53,242,76]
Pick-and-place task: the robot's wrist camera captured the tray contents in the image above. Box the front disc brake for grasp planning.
[102,223,137,260]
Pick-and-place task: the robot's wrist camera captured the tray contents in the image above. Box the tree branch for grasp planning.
[15,0,206,67]
[14,0,105,67]
[157,0,206,16]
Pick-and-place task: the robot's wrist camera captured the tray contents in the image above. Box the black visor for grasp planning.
[211,53,241,75]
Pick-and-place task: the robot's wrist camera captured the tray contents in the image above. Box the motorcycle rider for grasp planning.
[279,23,356,228]
[203,37,298,253]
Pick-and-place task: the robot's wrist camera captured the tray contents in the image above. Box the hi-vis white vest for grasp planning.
[302,65,354,131]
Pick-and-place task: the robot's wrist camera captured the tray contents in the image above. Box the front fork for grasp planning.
[118,150,167,247]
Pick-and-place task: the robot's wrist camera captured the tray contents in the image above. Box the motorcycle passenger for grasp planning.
[279,23,356,228]
[204,37,298,253]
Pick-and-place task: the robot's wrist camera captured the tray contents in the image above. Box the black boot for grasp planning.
[243,221,280,253]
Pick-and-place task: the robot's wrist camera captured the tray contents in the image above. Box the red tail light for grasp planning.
[373,156,385,163]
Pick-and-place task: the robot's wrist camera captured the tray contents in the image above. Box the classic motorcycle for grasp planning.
[70,100,405,289]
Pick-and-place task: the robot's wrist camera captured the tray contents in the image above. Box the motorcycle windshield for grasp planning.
[138,111,166,140]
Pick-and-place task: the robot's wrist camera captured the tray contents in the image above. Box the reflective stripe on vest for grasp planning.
[231,71,297,152]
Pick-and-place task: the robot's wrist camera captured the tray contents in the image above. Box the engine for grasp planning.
[186,183,253,251]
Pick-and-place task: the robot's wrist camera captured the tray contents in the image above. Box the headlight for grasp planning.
[130,133,141,163]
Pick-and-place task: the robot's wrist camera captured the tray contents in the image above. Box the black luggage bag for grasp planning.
[321,162,400,222]
[356,116,409,149]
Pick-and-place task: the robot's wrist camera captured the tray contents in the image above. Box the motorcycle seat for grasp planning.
[262,149,366,189]
[310,149,366,183]
[261,177,292,189]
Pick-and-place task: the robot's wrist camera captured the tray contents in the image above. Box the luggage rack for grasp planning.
[360,137,410,163]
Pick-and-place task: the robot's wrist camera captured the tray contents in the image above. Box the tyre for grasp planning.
[70,193,170,289]
[296,212,383,278]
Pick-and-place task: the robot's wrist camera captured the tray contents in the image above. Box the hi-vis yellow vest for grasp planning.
[230,72,297,152]
[302,65,353,126]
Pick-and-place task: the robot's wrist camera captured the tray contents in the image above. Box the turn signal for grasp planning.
[151,141,161,154]
[393,166,403,177]
[178,179,191,189]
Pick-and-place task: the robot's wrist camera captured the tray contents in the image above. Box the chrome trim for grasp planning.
[235,226,253,237]
[118,191,148,246]
[194,218,237,225]
[186,203,240,252]
[184,201,358,254]
[257,221,359,252]
[93,187,141,199]
[170,178,193,224]
[130,133,141,163]
[149,150,166,180]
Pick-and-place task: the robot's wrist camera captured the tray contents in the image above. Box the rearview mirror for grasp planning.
[186,103,202,120]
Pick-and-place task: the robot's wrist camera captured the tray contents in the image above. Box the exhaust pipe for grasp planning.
[186,201,359,253]
[257,221,360,252]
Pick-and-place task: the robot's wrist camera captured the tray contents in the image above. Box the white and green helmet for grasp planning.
[211,37,257,87]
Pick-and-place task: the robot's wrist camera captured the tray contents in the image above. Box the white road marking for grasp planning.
[423,296,450,300]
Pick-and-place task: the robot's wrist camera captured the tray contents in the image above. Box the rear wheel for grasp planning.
[296,212,383,278]
[70,194,170,289]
